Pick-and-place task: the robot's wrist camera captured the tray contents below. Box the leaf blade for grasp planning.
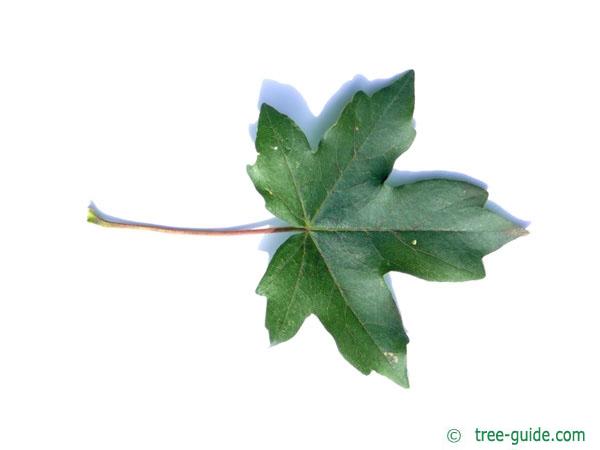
[248,71,526,386]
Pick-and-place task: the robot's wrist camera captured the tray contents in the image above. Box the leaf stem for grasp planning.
[87,204,302,236]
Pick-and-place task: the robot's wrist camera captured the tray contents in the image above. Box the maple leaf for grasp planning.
[247,70,527,386]
[88,70,527,387]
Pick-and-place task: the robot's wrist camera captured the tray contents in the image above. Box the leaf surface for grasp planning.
[248,71,526,386]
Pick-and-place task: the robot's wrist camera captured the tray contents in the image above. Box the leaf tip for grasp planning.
[393,69,415,87]
[509,225,530,238]
[259,102,277,116]
[267,328,285,348]
[268,337,281,348]
[382,351,410,388]
[392,374,410,388]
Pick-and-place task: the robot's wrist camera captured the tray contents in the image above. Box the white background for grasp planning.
[1,1,599,449]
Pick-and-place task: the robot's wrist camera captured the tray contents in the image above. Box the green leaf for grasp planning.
[248,70,527,386]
